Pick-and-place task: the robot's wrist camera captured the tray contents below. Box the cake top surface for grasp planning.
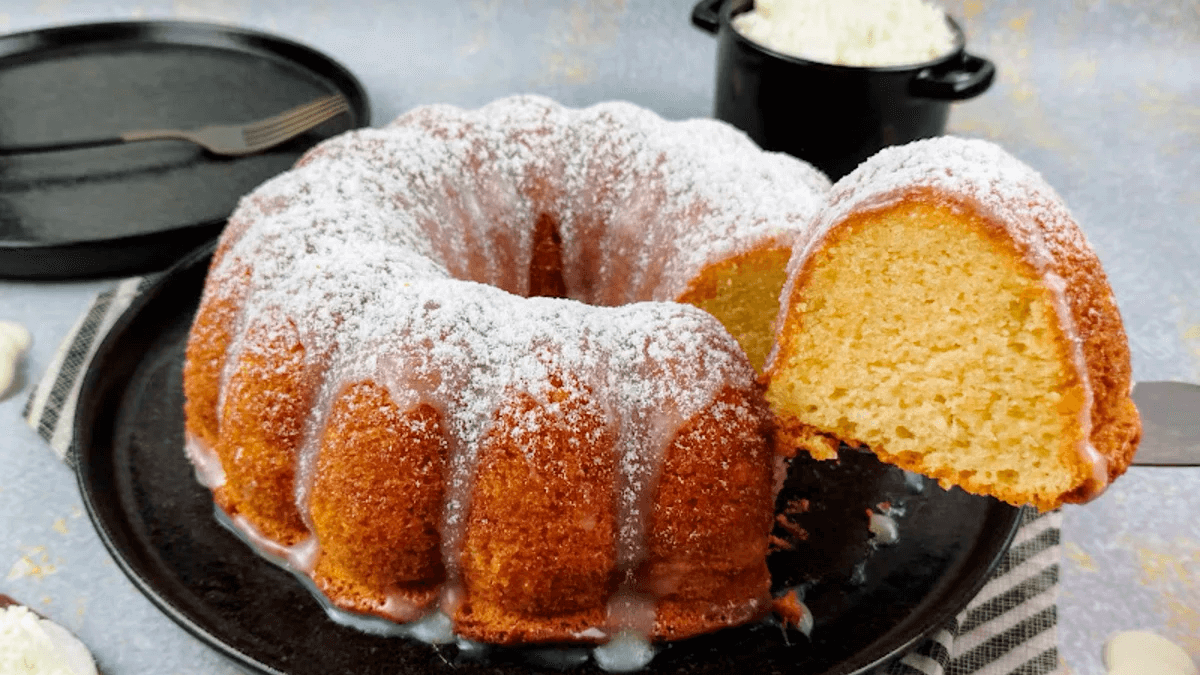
[382,96,832,300]
[210,94,832,395]
[218,95,830,301]
[210,97,832,401]
[798,136,1093,278]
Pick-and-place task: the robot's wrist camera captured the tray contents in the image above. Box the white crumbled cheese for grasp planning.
[0,606,97,675]
[732,0,956,67]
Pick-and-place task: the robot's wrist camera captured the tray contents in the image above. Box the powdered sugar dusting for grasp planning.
[790,136,1092,277]
[192,95,818,650]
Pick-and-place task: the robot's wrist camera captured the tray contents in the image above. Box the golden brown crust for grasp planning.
[211,319,316,545]
[309,383,449,622]
[646,386,775,641]
[182,265,248,456]
[455,382,617,645]
[1054,259,1142,498]
[453,384,775,645]
[772,417,844,461]
[182,263,252,519]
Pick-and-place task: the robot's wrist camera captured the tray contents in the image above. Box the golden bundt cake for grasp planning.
[182,95,830,654]
[764,136,1141,511]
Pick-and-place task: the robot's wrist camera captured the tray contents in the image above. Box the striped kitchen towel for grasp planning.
[22,276,156,465]
[23,277,1064,675]
[882,506,1062,675]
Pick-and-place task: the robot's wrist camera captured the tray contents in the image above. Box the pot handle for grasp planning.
[691,0,723,34]
[910,52,996,100]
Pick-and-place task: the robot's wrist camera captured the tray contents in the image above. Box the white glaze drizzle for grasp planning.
[592,631,658,673]
[902,470,926,493]
[184,433,225,489]
[214,507,454,639]
[867,512,900,545]
[792,599,814,638]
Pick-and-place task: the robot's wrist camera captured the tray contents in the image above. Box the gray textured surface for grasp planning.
[0,1,1197,673]
[1058,468,1200,674]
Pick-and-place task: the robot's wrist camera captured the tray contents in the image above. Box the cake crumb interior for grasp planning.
[768,201,1087,506]
[680,248,793,372]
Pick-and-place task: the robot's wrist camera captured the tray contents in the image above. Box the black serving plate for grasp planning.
[73,243,1022,675]
[0,20,369,279]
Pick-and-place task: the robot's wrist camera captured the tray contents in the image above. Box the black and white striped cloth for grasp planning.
[22,277,1064,675]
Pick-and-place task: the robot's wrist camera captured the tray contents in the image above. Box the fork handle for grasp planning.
[0,130,194,155]
[118,129,194,143]
[0,136,126,155]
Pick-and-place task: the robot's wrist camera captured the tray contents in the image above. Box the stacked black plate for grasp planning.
[0,20,370,278]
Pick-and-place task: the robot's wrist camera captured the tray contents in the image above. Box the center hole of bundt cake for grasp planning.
[527,213,569,299]
[518,213,790,373]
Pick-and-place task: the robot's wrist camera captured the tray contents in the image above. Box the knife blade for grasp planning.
[1130,381,1200,466]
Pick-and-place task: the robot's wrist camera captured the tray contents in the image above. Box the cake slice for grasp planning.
[763,137,1141,511]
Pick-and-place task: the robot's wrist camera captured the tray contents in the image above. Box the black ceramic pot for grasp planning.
[692,0,995,179]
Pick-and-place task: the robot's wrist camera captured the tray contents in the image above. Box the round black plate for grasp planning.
[73,244,1022,675]
[0,20,369,279]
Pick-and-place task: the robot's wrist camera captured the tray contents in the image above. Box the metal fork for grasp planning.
[0,94,350,157]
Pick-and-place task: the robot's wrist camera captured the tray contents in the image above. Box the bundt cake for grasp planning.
[182,95,830,654]
[763,136,1141,511]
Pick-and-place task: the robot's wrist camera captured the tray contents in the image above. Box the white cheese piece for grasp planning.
[0,605,98,675]
[0,320,32,400]
[1105,630,1197,675]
